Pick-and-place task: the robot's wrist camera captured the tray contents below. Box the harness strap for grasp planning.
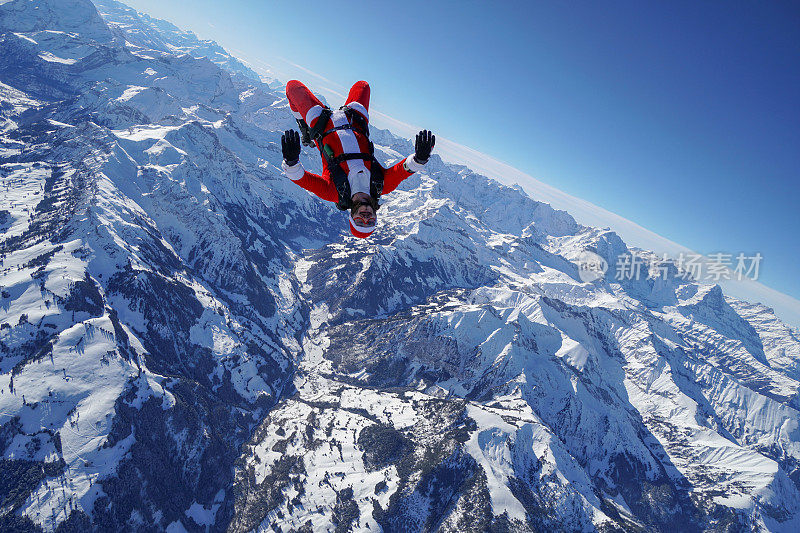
[317,106,369,142]
[312,106,380,211]
[369,156,384,206]
[296,119,313,147]
[307,107,332,142]
[343,106,369,138]
[325,158,352,211]
[319,143,350,210]
[319,124,354,138]
[330,152,373,165]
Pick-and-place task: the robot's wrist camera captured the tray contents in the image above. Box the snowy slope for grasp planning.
[1,1,799,532]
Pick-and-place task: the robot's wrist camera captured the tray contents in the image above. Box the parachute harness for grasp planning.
[296,106,383,211]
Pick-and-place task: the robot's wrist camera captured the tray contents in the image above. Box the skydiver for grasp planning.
[281,80,435,238]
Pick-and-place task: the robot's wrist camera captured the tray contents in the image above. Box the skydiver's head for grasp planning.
[349,192,377,238]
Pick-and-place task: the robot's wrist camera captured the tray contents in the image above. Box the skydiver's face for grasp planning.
[351,193,376,227]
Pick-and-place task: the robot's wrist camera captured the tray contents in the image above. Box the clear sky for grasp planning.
[123,0,800,301]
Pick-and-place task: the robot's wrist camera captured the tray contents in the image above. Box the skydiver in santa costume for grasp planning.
[281,79,435,238]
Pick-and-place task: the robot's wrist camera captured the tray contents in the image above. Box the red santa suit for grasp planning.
[282,80,427,237]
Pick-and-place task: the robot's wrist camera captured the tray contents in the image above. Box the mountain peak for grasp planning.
[0,0,112,40]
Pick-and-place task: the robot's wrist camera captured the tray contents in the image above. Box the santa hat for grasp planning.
[349,212,377,238]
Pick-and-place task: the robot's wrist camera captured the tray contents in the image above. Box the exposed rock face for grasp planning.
[1,1,799,531]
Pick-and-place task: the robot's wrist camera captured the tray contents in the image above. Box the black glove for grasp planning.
[414,130,435,164]
[281,129,301,165]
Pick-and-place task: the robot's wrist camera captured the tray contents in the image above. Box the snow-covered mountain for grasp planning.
[1,0,799,531]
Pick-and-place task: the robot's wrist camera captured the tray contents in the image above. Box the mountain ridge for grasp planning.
[0,0,799,531]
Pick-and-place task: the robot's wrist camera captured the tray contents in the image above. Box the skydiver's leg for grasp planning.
[344,80,370,125]
[286,80,328,129]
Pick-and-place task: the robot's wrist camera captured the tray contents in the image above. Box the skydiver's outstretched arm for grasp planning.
[381,155,425,194]
[381,130,436,195]
[281,129,339,202]
[282,163,340,203]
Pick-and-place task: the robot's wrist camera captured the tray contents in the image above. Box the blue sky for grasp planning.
[124,0,800,301]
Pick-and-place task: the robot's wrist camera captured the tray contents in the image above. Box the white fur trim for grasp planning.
[403,154,426,173]
[291,110,303,120]
[346,101,369,122]
[349,212,377,234]
[305,105,324,127]
[282,159,305,180]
